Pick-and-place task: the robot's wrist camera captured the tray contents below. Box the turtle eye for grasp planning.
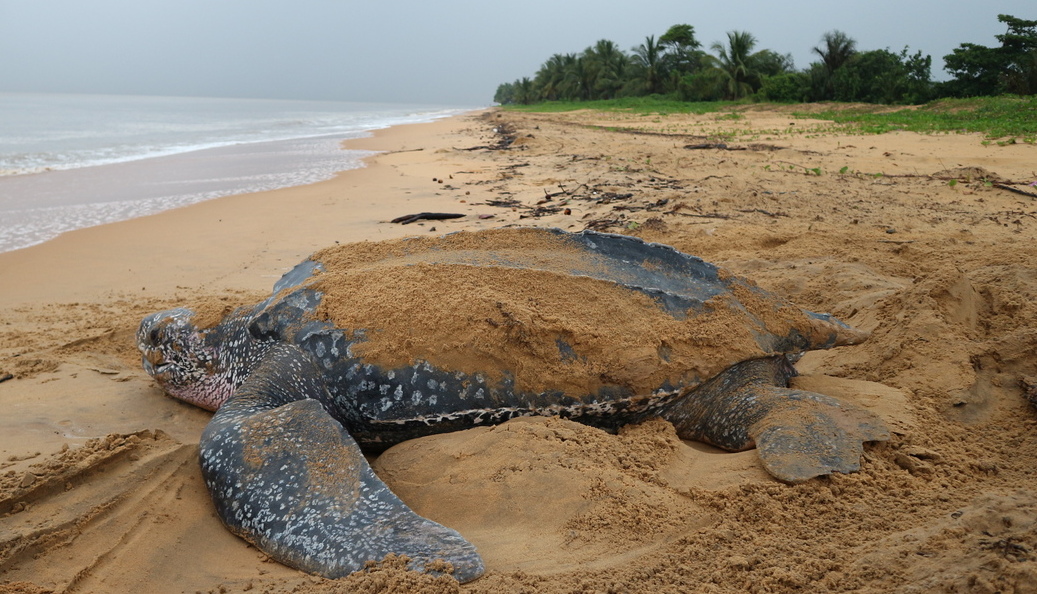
[149,327,161,345]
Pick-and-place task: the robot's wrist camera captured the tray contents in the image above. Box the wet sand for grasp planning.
[1,106,1036,593]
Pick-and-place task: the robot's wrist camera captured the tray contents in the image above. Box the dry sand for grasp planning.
[1,105,1036,593]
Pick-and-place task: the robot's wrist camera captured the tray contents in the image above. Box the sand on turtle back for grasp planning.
[308,228,855,398]
[189,299,252,330]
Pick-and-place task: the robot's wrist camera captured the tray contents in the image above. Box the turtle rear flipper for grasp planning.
[200,345,484,582]
[748,388,890,482]
[661,357,889,483]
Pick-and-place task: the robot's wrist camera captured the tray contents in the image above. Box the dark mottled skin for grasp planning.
[201,344,481,580]
[138,228,889,583]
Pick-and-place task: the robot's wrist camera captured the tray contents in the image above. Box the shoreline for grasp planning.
[0,133,378,254]
[0,96,480,255]
[0,110,488,306]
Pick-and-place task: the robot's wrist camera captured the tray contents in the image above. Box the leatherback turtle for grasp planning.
[137,228,888,583]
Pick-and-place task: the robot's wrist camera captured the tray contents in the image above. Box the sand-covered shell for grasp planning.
[242,228,865,445]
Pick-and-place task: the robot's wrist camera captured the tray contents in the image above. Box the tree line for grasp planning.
[494,14,1037,106]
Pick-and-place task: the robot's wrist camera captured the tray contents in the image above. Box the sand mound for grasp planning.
[850,491,1037,593]
[374,417,718,575]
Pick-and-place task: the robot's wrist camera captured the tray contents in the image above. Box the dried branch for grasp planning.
[390,212,465,225]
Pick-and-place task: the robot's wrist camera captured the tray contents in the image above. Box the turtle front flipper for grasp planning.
[200,344,484,582]
[661,356,890,483]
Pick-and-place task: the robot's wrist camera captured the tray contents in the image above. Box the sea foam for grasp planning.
[0,93,473,252]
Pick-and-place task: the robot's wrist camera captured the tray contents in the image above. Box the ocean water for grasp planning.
[0,93,474,253]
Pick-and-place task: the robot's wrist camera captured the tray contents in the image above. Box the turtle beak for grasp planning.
[138,308,197,378]
[145,350,164,368]
[142,349,172,377]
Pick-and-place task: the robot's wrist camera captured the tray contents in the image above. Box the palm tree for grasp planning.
[555,53,580,100]
[564,55,595,101]
[586,39,628,99]
[710,31,759,99]
[633,35,666,95]
[534,54,569,101]
[659,24,702,76]
[514,77,536,105]
[813,30,858,73]
[812,30,857,99]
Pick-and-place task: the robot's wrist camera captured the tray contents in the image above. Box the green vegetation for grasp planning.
[504,95,1037,142]
[802,96,1037,140]
[943,15,1037,97]
[504,96,735,115]
[495,14,1036,107]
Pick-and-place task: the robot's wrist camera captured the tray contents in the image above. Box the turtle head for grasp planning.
[138,308,246,411]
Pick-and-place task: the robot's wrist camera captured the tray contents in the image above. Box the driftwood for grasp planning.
[543,183,588,199]
[738,208,789,218]
[484,199,522,208]
[457,122,518,151]
[994,182,1037,200]
[670,211,736,220]
[390,212,465,225]
[791,168,1037,200]
[684,142,744,151]
[583,218,625,230]
[596,192,634,201]
[595,126,709,142]
[686,142,783,151]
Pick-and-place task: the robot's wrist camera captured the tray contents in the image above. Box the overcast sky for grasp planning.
[0,1,1032,106]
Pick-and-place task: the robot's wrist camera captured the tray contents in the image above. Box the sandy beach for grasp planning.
[1,106,1036,593]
